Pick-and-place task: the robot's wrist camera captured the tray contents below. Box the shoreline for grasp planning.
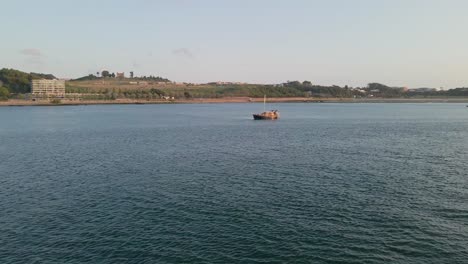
[1,97,468,106]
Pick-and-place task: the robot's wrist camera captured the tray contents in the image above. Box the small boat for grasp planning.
[253,95,279,120]
[253,110,279,120]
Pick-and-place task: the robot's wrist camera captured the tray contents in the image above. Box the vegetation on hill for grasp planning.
[133,75,171,82]
[444,87,468,96]
[73,74,100,81]
[72,73,171,83]
[0,68,56,94]
[3,68,468,100]
[65,78,468,100]
[30,72,56,80]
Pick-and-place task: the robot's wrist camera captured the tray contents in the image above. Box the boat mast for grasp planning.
[263,94,266,112]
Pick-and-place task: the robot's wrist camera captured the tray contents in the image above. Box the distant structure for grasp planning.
[130,71,134,78]
[211,81,246,85]
[408,88,437,93]
[31,79,65,97]
[116,72,125,78]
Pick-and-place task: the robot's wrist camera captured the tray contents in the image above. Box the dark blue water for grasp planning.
[1,103,467,263]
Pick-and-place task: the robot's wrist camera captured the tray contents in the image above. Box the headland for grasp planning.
[2,68,468,106]
[1,97,468,107]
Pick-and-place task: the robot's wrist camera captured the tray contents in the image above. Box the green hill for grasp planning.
[0,68,56,93]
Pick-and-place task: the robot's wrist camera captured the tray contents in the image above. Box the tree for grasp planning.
[367,83,389,91]
[111,73,116,78]
[284,81,301,87]
[367,83,404,98]
[0,86,10,100]
[101,70,110,77]
[150,88,164,97]
[184,91,192,99]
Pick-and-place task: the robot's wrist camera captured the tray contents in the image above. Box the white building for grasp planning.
[31,79,65,97]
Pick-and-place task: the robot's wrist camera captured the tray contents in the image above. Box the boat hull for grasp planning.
[253,113,279,120]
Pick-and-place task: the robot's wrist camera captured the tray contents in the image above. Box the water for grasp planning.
[1,103,467,263]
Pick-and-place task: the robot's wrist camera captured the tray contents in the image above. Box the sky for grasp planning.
[2,0,468,88]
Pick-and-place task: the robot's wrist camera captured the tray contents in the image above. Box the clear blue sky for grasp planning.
[2,0,468,88]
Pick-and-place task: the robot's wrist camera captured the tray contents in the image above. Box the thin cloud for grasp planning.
[172,48,194,58]
[25,57,44,65]
[20,48,45,67]
[20,48,43,56]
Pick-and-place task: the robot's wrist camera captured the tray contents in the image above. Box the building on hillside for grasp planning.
[354,89,367,94]
[31,79,65,97]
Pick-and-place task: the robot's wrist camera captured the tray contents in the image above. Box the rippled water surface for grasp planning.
[1,103,468,263]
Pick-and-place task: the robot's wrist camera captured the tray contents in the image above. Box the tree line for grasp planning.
[3,68,468,99]
[48,80,468,99]
[73,71,171,82]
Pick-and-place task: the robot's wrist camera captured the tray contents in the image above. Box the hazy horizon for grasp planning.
[2,0,468,88]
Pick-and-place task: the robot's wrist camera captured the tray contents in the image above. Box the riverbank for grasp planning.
[1,97,468,106]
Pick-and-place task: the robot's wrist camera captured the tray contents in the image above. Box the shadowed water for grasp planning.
[1,103,467,263]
